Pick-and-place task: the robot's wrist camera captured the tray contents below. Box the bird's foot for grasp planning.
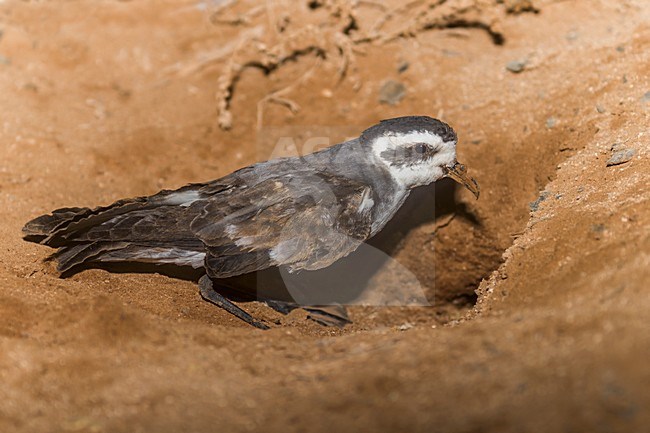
[304,305,351,328]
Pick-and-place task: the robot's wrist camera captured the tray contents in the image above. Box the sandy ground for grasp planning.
[0,0,649,432]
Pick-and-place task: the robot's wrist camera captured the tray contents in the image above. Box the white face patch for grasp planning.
[371,131,457,189]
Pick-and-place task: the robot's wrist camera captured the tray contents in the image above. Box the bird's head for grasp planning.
[362,116,479,198]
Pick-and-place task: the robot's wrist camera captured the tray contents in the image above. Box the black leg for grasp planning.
[198,275,270,330]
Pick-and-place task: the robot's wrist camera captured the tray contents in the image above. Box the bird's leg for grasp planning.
[198,275,270,330]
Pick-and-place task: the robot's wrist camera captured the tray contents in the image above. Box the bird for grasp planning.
[23,116,479,329]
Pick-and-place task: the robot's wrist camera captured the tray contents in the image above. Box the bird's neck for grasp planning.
[369,187,410,236]
[302,141,411,236]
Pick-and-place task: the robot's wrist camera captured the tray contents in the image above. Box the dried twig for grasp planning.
[256,57,323,131]
[168,0,534,129]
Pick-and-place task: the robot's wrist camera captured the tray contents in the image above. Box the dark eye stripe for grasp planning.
[414,143,428,154]
[379,143,438,168]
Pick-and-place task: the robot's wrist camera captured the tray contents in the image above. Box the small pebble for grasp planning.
[506,60,526,73]
[442,49,461,57]
[379,80,406,105]
[566,30,579,41]
[529,191,550,212]
[610,142,625,152]
[641,91,650,103]
[0,55,10,66]
[596,105,606,114]
[546,117,557,129]
[397,322,413,331]
[397,61,409,73]
[591,224,605,232]
[591,224,606,240]
[505,0,538,14]
[606,149,635,166]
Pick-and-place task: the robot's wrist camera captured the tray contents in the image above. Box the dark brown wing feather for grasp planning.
[192,171,374,278]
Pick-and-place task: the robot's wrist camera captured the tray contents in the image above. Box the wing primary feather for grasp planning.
[55,242,129,273]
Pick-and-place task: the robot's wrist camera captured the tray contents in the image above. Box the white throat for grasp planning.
[371,131,457,189]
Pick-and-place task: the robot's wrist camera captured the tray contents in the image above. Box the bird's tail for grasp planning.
[23,189,207,273]
[23,207,119,272]
[22,207,90,242]
[23,203,141,272]
[23,196,151,247]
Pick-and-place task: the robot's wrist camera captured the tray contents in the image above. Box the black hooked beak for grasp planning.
[444,162,480,199]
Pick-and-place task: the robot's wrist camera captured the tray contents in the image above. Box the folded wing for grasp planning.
[192,171,374,278]
[23,164,374,277]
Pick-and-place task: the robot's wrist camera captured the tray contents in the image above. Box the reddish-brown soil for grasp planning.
[1,0,648,432]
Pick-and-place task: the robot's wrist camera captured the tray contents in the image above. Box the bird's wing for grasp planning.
[190,170,375,278]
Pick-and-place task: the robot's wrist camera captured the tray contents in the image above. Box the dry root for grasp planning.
[173,0,538,129]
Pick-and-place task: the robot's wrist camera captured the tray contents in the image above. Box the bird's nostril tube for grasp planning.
[444,162,480,199]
